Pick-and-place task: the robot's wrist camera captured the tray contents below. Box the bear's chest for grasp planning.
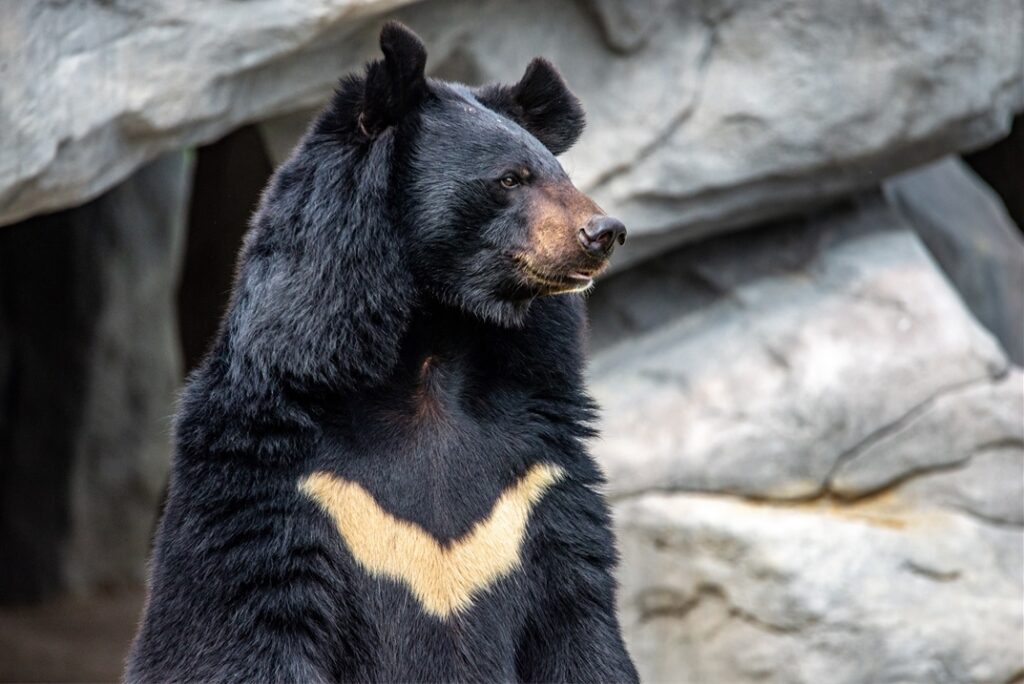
[300,356,565,623]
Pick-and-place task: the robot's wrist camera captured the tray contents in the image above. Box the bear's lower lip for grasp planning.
[560,275,594,293]
[519,263,594,293]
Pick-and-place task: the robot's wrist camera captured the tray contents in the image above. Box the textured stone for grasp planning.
[588,194,1010,501]
[885,157,1024,364]
[0,154,189,602]
[830,370,1024,500]
[614,491,1023,684]
[3,0,1021,244]
[0,0,415,226]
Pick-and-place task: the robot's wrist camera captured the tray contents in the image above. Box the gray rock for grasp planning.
[830,370,1024,500]
[3,0,1021,243]
[0,0,412,226]
[0,154,189,601]
[897,443,1024,528]
[614,491,1023,684]
[885,157,1024,364]
[588,194,1010,501]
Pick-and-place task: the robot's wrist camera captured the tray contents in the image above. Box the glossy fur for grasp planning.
[126,22,637,684]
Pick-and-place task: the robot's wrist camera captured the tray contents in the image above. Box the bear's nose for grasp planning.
[578,216,627,257]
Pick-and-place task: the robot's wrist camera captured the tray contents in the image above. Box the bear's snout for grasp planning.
[515,181,628,295]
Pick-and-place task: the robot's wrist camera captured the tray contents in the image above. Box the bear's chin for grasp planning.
[466,296,537,329]
[553,279,595,295]
[430,283,536,329]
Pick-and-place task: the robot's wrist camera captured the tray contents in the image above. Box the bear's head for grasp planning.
[330,22,623,322]
[405,47,624,327]
[235,22,625,391]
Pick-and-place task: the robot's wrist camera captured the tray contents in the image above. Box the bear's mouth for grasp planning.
[517,260,598,294]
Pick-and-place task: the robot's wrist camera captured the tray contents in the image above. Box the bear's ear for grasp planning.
[360,21,428,137]
[477,58,585,155]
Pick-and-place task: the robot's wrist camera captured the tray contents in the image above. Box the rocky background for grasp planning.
[1,1,1022,682]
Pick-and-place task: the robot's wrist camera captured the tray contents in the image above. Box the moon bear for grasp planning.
[127,22,637,684]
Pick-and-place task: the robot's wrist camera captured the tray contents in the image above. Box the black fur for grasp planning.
[476,58,586,156]
[127,22,636,684]
[360,21,428,137]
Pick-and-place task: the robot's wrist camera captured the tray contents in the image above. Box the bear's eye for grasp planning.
[499,173,521,189]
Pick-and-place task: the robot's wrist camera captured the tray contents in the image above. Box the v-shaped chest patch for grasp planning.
[298,462,566,618]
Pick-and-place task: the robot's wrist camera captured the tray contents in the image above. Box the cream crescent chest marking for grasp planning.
[298,462,567,618]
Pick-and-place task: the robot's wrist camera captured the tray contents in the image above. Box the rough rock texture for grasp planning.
[0,154,189,602]
[587,195,1024,683]
[886,157,1024,365]
[4,0,1022,243]
[588,194,1011,500]
[830,373,1024,505]
[0,0,415,227]
[615,491,1023,684]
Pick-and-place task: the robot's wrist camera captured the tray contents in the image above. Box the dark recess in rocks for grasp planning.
[0,155,188,604]
[178,125,274,374]
[964,114,1024,235]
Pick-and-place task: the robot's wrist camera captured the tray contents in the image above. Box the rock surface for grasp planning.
[587,195,1024,682]
[0,154,189,601]
[885,157,1024,365]
[0,0,416,227]
[615,491,1023,684]
[588,194,1011,500]
[3,0,1022,242]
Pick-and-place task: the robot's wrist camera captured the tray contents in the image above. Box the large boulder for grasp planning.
[587,195,1024,682]
[615,486,1023,683]
[0,154,189,602]
[3,0,1021,248]
[588,194,1012,500]
[885,157,1024,365]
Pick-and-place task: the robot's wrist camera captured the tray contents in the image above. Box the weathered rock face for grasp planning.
[588,195,1012,500]
[615,489,1023,684]
[587,195,1024,682]
[885,157,1024,365]
[0,0,415,228]
[0,154,189,602]
[3,0,1021,247]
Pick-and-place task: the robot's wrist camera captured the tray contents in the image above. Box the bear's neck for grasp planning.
[386,298,525,419]
[312,294,584,432]
[176,293,586,463]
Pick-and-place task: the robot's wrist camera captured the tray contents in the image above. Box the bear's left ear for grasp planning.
[360,21,428,137]
[476,58,585,155]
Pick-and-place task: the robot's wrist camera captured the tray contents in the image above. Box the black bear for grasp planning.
[126,22,637,684]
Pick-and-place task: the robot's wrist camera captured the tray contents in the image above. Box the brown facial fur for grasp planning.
[520,181,605,289]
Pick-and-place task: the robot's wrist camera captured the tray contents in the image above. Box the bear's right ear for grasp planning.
[359,21,428,137]
[476,58,585,155]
